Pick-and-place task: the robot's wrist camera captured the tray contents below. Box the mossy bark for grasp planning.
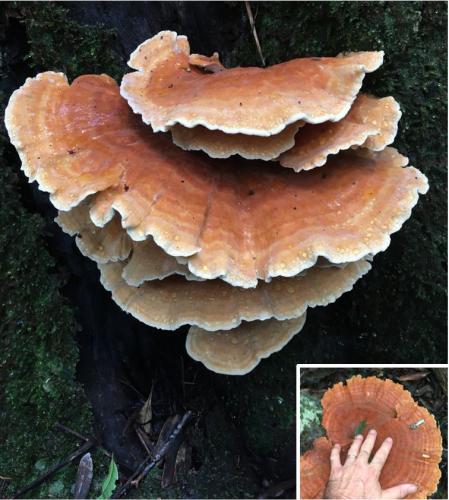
[0,3,119,497]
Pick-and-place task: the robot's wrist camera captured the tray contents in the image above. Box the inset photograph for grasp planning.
[298,367,447,499]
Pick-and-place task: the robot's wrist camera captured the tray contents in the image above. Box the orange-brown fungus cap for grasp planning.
[320,376,442,499]
[300,437,333,499]
[170,122,304,160]
[188,52,225,73]
[98,259,370,331]
[120,31,384,135]
[59,201,356,288]
[56,200,201,283]
[5,73,427,288]
[279,94,401,172]
[122,238,203,285]
[56,201,131,264]
[186,315,306,375]
[175,147,427,287]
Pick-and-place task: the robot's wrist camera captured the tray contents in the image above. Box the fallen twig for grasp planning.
[155,416,183,489]
[112,411,193,498]
[135,426,153,456]
[13,441,95,499]
[56,422,112,458]
[56,422,90,442]
[245,1,265,66]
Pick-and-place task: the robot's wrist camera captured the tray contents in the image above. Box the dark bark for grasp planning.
[65,1,245,64]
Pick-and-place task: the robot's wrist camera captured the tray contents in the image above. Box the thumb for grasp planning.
[382,483,418,499]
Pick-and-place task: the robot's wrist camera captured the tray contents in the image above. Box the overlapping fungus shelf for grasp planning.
[5,31,428,374]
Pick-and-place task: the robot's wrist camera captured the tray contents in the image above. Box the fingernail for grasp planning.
[406,484,418,493]
[355,434,363,439]
[369,429,376,434]
[386,437,393,443]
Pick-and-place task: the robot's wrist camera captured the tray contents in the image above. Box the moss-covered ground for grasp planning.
[0,2,447,498]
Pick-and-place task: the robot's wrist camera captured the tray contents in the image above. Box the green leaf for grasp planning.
[354,419,367,437]
[97,456,118,499]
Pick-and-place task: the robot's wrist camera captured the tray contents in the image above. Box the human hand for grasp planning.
[324,429,418,499]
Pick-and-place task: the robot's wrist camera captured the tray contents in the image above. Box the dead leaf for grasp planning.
[137,384,153,434]
[73,452,93,499]
[397,371,430,382]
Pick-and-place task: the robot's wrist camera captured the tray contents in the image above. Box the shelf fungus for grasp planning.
[300,437,333,500]
[56,201,132,264]
[5,73,427,288]
[170,121,304,161]
[97,241,370,373]
[97,257,370,332]
[300,376,443,499]
[186,316,307,376]
[279,94,402,172]
[5,31,429,374]
[121,31,384,135]
[55,201,370,372]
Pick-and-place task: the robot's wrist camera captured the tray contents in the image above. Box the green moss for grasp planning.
[12,1,123,81]
[222,353,296,460]
[299,393,324,454]
[300,393,321,435]
[0,148,92,498]
[0,3,117,496]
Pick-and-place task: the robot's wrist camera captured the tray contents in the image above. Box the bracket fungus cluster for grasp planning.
[5,31,428,375]
[300,376,443,499]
